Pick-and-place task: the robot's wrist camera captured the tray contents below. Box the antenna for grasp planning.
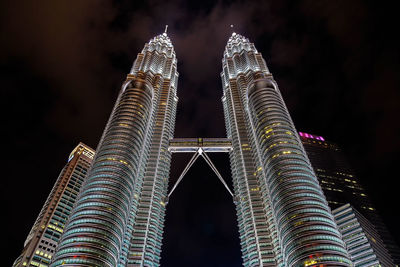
[164,25,168,34]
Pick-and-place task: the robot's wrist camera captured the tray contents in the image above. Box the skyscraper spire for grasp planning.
[164,24,168,34]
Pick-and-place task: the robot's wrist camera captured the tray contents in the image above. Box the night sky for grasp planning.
[2,1,400,266]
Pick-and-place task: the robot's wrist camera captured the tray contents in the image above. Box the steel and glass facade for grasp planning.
[300,132,400,265]
[333,204,394,266]
[17,31,382,266]
[221,33,351,266]
[51,32,178,267]
[127,32,178,266]
[13,143,95,267]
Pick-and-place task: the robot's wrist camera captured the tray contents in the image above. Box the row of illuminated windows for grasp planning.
[60,226,120,248]
[51,255,109,267]
[96,147,138,166]
[271,185,323,206]
[87,178,131,197]
[288,244,349,264]
[61,235,118,256]
[302,255,352,267]
[72,206,125,227]
[76,195,128,219]
[278,200,332,223]
[285,234,345,257]
[269,173,318,193]
[70,217,123,236]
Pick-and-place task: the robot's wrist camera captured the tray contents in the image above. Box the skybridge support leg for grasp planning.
[201,151,233,197]
[167,148,234,203]
[167,151,201,201]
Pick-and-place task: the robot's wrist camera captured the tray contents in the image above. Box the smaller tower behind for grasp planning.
[12,143,95,267]
[333,204,394,266]
[300,131,400,265]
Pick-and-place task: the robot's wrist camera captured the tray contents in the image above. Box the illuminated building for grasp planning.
[333,204,394,266]
[47,30,352,267]
[220,33,351,266]
[12,143,95,267]
[51,29,178,266]
[300,132,400,265]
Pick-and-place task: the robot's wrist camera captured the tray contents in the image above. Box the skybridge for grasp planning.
[168,138,232,153]
[166,138,233,203]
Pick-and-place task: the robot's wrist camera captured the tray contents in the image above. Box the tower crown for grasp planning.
[224,32,257,58]
[148,32,173,50]
[130,30,178,82]
[221,33,269,83]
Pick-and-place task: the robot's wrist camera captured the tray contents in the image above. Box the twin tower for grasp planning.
[51,31,352,266]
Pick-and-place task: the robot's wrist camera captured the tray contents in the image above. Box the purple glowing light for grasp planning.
[299,132,325,141]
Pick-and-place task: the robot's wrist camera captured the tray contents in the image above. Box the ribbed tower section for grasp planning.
[221,33,282,266]
[221,33,352,267]
[127,33,178,266]
[51,32,178,267]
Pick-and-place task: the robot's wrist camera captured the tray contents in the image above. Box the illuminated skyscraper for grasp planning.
[333,204,394,266]
[51,30,178,267]
[47,30,352,267]
[221,33,351,266]
[13,143,95,267]
[300,132,400,265]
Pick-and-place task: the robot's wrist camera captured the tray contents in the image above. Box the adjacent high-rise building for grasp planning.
[333,204,394,266]
[13,143,95,267]
[51,30,178,266]
[220,33,351,266]
[300,131,400,265]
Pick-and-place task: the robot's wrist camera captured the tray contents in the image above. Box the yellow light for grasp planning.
[304,259,318,266]
[272,153,279,159]
[294,221,303,226]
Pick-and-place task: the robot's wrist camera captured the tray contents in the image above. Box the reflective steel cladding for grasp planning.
[221,33,351,266]
[51,32,178,266]
[46,31,353,267]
